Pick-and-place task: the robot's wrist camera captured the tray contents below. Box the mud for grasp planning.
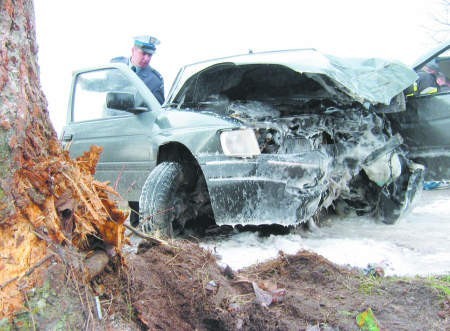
[8,239,449,330]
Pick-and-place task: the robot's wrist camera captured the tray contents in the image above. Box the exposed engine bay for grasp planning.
[224,99,423,223]
[177,62,423,224]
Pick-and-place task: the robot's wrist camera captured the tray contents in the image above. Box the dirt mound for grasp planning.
[119,240,232,330]
[5,239,448,330]
[240,251,448,330]
[99,239,448,330]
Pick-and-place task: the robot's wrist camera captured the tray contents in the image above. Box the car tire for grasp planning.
[139,162,185,237]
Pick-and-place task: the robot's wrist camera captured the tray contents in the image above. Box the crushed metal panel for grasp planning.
[169,49,418,106]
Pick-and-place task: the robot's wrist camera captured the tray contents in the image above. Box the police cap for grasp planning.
[134,35,160,55]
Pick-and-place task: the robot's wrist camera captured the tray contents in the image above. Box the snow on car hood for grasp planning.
[169,49,418,106]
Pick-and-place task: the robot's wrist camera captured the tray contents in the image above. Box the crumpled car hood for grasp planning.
[170,49,418,106]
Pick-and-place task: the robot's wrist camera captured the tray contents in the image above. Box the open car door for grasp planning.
[388,41,450,180]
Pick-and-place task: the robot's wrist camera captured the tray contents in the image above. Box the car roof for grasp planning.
[411,40,450,70]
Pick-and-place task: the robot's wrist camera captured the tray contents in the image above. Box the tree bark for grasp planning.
[0,0,127,319]
[0,0,57,222]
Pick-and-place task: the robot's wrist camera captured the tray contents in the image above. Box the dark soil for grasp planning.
[7,238,450,330]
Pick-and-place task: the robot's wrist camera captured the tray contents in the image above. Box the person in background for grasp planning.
[111,35,165,104]
[416,60,450,94]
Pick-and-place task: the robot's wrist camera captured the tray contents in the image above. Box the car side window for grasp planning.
[415,49,450,95]
[72,68,141,122]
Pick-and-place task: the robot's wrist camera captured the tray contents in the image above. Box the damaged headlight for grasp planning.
[220,128,261,158]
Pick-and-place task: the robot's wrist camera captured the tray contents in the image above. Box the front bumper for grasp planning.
[199,151,329,225]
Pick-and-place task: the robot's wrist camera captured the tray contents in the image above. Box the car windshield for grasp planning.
[173,63,342,111]
[168,49,417,109]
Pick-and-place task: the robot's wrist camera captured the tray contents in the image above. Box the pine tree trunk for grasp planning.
[0,0,127,319]
[0,0,59,222]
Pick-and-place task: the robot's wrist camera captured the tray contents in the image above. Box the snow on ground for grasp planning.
[202,189,450,276]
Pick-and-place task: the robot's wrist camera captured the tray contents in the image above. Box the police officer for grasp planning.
[111,35,165,104]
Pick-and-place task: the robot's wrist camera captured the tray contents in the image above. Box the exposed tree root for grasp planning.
[0,146,129,319]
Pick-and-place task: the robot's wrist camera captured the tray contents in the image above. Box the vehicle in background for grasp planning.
[387,41,450,181]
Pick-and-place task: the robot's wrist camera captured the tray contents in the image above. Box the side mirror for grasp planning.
[106,92,147,114]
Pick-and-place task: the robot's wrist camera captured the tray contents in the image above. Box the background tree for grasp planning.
[0,0,127,319]
[430,0,450,42]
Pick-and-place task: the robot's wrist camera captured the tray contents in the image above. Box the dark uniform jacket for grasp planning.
[417,70,438,93]
[111,56,165,105]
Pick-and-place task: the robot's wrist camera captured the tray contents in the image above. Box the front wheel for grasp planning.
[139,162,186,237]
[333,155,424,224]
[139,161,214,237]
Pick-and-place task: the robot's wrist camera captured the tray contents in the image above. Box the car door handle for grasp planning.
[62,133,73,141]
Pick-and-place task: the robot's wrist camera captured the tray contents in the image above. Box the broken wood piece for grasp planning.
[84,250,109,280]
[123,222,168,246]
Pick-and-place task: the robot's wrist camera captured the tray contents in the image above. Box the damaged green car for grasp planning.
[62,48,428,236]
